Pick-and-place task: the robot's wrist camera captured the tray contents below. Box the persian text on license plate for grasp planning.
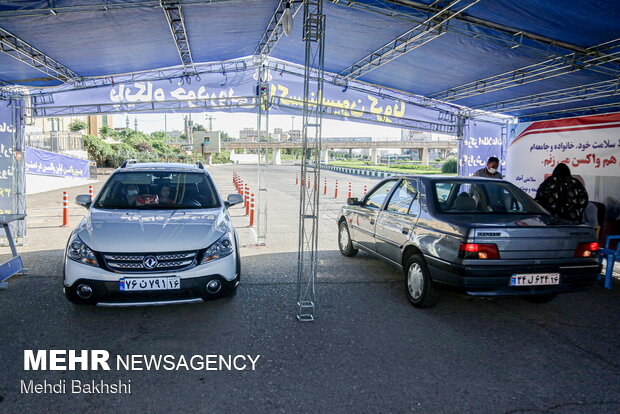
[510,273,560,286]
[120,276,180,291]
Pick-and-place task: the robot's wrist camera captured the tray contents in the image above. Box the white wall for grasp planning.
[230,153,259,164]
[26,174,97,195]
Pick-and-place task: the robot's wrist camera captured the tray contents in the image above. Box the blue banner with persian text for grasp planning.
[458,119,505,176]
[0,102,15,214]
[25,147,90,178]
[31,70,458,133]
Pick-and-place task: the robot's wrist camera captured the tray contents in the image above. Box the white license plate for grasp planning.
[510,273,560,286]
[120,276,180,291]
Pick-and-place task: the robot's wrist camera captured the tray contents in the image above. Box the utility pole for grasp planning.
[205,114,215,132]
[291,116,295,139]
[188,113,193,145]
[164,113,168,141]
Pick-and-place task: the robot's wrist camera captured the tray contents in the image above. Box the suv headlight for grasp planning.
[66,234,99,267]
[201,234,234,264]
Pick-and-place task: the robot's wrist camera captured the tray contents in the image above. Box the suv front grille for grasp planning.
[102,251,198,273]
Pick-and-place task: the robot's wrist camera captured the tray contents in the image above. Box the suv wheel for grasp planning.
[405,254,438,308]
[338,222,358,257]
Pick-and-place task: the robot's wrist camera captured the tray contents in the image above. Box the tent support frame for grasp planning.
[297,0,325,322]
[0,27,81,83]
[160,0,195,73]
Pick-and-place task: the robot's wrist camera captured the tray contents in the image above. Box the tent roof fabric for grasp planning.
[0,0,618,121]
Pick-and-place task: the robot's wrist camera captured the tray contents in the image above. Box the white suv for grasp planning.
[63,161,243,306]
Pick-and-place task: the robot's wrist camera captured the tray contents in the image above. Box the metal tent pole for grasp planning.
[255,60,270,246]
[297,0,325,322]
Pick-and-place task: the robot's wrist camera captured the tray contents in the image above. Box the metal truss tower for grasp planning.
[255,59,270,246]
[296,0,325,322]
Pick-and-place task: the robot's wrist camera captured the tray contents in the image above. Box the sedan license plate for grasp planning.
[120,276,180,291]
[510,273,560,286]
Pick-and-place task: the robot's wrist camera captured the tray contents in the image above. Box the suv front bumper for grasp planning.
[64,253,238,305]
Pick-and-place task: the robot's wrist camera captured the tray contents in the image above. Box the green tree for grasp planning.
[441,157,458,173]
[68,119,87,132]
[192,123,206,132]
[99,126,113,138]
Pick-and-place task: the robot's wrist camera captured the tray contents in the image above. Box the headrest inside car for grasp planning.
[454,193,477,211]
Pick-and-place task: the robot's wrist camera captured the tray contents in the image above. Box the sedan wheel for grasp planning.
[405,254,438,308]
[407,263,424,300]
[338,222,358,257]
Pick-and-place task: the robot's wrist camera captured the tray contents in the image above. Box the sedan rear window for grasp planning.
[95,172,220,210]
[433,180,547,214]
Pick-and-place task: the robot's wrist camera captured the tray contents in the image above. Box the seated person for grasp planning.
[158,185,175,205]
[124,184,139,206]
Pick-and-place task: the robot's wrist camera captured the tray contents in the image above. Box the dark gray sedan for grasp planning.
[338,175,601,308]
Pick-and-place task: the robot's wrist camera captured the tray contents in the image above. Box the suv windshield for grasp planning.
[433,179,548,214]
[94,171,220,210]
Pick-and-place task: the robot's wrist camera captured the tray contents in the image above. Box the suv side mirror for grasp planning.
[75,194,92,208]
[347,197,363,206]
[225,193,244,208]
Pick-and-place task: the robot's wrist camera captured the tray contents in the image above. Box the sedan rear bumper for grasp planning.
[424,255,601,296]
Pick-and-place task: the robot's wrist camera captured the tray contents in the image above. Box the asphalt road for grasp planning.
[1,164,619,414]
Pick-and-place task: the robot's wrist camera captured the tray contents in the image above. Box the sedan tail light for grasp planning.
[459,243,500,260]
[574,242,599,258]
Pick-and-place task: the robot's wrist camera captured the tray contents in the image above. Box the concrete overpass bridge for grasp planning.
[222,138,457,165]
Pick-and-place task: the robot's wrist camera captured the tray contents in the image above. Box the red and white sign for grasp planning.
[506,112,620,198]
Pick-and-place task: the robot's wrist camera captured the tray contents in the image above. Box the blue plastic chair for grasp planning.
[598,235,620,289]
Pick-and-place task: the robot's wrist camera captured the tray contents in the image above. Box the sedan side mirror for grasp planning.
[225,193,244,208]
[347,197,363,206]
[75,194,92,208]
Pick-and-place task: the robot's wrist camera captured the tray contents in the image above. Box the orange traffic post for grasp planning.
[334,180,339,198]
[62,191,69,227]
[323,178,327,195]
[88,185,94,202]
[249,194,255,227]
[363,185,367,195]
[238,180,244,195]
[296,173,299,185]
[307,176,311,189]
[245,184,250,216]
[301,176,305,187]
[348,182,352,199]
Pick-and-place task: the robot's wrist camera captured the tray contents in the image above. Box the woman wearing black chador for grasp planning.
[535,163,589,223]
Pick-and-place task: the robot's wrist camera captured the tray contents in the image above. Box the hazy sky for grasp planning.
[112,112,404,139]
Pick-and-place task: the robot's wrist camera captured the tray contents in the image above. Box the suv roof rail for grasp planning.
[196,160,205,170]
[120,159,138,168]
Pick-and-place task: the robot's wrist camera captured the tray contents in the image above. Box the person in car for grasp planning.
[473,156,503,179]
[535,163,589,223]
[158,185,175,205]
[125,184,139,206]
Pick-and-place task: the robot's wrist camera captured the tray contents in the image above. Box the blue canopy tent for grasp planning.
[0,0,617,121]
[1,0,618,318]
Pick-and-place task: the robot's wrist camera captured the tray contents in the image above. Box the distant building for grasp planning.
[192,131,221,154]
[288,129,301,141]
[401,129,432,141]
[33,115,112,137]
[272,128,288,141]
[239,127,268,141]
